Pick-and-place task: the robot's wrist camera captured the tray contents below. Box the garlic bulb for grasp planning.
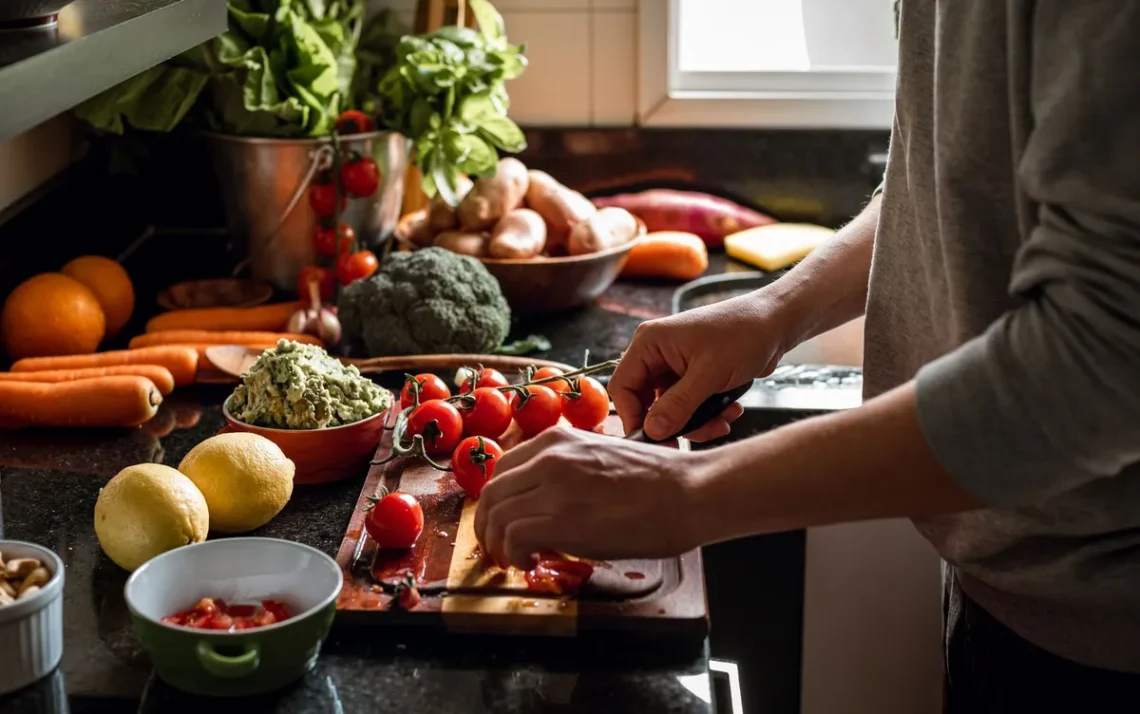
[288,278,342,346]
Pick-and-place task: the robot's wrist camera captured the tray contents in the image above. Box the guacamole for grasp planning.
[226,340,391,429]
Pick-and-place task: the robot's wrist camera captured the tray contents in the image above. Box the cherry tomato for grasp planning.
[525,557,595,595]
[511,384,562,437]
[309,179,345,219]
[407,399,463,455]
[297,265,335,301]
[533,366,572,394]
[365,492,424,549]
[561,376,610,431]
[336,250,379,285]
[314,223,356,259]
[335,109,375,134]
[459,367,509,393]
[400,373,451,410]
[459,387,512,439]
[341,156,380,198]
[451,436,504,499]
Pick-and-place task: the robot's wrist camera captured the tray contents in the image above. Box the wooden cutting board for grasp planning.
[333,416,708,640]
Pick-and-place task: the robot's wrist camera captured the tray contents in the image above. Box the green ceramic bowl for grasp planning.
[124,538,342,697]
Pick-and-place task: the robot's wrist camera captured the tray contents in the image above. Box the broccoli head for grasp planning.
[338,247,511,356]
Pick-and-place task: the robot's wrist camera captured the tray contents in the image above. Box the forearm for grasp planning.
[763,194,880,352]
[686,381,981,543]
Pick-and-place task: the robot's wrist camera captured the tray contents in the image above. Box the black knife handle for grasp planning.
[637,381,753,443]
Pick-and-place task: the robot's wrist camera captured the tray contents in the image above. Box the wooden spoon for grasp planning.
[202,345,576,382]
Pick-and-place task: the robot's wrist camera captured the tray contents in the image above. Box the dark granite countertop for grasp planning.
[0,261,721,714]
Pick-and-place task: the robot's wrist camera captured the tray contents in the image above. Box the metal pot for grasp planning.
[206,131,409,292]
[0,1,74,23]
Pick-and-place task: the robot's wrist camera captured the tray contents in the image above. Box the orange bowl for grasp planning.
[221,400,389,485]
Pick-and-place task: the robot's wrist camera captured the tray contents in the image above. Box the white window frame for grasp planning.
[637,0,897,129]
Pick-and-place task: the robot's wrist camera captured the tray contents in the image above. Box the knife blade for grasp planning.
[624,381,753,443]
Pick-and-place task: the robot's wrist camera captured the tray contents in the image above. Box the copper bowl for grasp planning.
[220,401,389,485]
[394,213,645,314]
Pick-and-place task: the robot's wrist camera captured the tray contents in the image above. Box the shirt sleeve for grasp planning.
[914,2,1140,508]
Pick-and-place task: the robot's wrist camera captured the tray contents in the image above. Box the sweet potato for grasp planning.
[0,365,176,395]
[457,158,530,231]
[591,189,776,247]
[568,207,640,256]
[145,302,302,334]
[488,209,547,259]
[524,170,596,248]
[434,231,489,258]
[11,347,199,387]
[428,175,475,232]
[620,231,709,281]
[0,376,162,428]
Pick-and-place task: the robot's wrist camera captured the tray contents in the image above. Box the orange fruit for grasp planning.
[62,256,135,338]
[1,273,106,359]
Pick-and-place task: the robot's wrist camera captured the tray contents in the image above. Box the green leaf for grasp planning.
[458,92,496,123]
[477,115,525,152]
[428,149,461,207]
[469,0,506,45]
[496,335,552,356]
[447,132,497,175]
[280,10,341,100]
[228,4,271,42]
[408,97,436,138]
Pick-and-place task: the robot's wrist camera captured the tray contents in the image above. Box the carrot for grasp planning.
[620,231,709,281]
[128,331,322,350]
[10,347,199,388]
[145,302,303,334]
[0,376,162,428]
[0,365,176,395]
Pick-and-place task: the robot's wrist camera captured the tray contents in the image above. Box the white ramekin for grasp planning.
[0,540,65,695]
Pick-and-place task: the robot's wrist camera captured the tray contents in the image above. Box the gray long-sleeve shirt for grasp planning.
[865,0,1140,671]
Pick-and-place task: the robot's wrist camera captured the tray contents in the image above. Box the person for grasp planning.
[474,2,1140,711]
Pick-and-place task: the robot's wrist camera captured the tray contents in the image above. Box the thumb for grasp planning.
[644,372,711,441]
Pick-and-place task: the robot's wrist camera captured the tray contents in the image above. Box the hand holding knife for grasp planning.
[624,381,752,443]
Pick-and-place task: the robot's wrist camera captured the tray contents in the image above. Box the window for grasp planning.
[638,0,898,128]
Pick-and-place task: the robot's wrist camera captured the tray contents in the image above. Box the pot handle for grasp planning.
[195,640,260,678]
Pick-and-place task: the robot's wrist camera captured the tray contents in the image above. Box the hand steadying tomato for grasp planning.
[458,387,512,439]
[561,375,610,431]
[407,399,463,455]
[459,367,509,394]
[309,179,345,219]
[297,266,335,301]
[341,155,380,198]
[511,384,562,437]
[365,492,423,549]
[337,250,378,285]
[400,373,451,410]
[314,223,356,259]
[335,109,375,135]
[533,366,572,394]
[525,556,595,595]
[452,436,503,499]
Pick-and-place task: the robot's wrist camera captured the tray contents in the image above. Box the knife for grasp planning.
[623,381,753,443]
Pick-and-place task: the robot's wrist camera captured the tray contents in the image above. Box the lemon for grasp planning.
[177,432,294,533]
[94,463,209,571]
